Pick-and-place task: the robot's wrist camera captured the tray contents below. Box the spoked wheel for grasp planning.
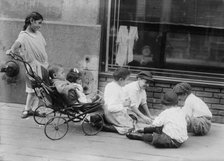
[33,105,55,125]
[44,116,69,140]
[82,113,104,136]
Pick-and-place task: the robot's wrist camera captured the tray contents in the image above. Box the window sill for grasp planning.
[100,70,224,88]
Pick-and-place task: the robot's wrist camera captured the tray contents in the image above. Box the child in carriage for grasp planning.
[66,68,101,103]
[48,65,101,105]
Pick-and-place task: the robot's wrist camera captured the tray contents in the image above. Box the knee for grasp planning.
[192,123,210,136]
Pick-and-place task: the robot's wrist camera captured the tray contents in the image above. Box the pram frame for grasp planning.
[9,52,104,140]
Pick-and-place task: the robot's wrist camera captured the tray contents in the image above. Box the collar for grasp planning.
[136,81,143,91]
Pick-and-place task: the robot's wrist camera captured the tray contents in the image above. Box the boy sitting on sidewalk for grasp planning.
[123,71,154,124]
[126,90,188,148]
[173,82,212,136]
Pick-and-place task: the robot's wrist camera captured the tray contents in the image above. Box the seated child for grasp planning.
[126,90,188,148]
[173,82,212,136]
[103,67,135,134]
[48,65,99,105]
[66,68,101,103]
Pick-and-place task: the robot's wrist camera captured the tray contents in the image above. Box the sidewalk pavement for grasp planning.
[0,102,224,161]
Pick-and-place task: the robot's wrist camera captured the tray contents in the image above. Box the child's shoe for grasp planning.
[126,132,144,140]
[21,109,43,119]
[21,110,30,119]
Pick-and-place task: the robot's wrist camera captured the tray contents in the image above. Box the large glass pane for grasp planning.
[166,32,224,68]
[106,0,224,74]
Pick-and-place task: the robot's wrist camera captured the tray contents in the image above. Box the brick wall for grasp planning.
[99,73,224,124]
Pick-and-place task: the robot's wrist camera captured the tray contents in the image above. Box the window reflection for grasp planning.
[107,0,224,74]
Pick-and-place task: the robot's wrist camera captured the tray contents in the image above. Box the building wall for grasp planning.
[0,0,101,103]
[99,73,224,124]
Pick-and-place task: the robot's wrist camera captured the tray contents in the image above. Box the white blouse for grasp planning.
[153,107,188,143]
[182,93,212,118]
[104,81,127,113]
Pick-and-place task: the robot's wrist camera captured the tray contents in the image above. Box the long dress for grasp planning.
[116,25,138,66]
[103,81,134,134]
[16,30,49,93]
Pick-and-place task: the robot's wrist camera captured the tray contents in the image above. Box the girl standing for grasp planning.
[6,12,49,118]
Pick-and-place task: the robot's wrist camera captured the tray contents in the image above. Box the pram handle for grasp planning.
[8,51,35,78]
[8,51,54,95]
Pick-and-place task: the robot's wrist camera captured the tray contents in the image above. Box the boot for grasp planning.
[142,134,153,142]
[126,132,144,140]
[144,126,163,134]
[102,124,117,133]
[90,114,103,123]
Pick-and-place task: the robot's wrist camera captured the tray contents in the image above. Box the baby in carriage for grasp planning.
[66,68,91,103]
[48,65,100,105]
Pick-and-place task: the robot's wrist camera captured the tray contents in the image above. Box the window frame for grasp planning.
[100,0,224,84]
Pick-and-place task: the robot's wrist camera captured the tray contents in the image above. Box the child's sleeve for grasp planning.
[54,80,72,95]
[104,84,124,112]
[75,88,88,103]
[152,110,167,127]
[182,98,193,117]
[123,86,138,109]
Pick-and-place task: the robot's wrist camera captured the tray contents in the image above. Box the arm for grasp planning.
[128,87,152,122]
[131,104,152,124]
[54,80,75,95]
[142,103,154,119]
[75,87,88,103]
[152,110,167,127]
[182,97,193,118]
[6,41,21,55]
[104,83,125,113]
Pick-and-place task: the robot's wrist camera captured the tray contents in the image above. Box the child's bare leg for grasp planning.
[24,93,36,111]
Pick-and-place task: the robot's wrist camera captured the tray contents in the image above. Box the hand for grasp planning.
[150,115,156,120]
[6,49,13,55]
[143,116,152,124]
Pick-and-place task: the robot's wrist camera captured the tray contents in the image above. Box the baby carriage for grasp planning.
[9,53,104,140]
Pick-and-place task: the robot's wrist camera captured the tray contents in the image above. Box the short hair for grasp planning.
[113,68,130,81]
[161,90,178,106]
[173,82,192,95]
[66,69,82,83]
[48,65,62,79]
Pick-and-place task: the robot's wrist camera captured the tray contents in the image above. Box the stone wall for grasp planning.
[99,73,224,124]
[0,0,101,104]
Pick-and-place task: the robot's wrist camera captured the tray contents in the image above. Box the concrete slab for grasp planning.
[0,102,224,161]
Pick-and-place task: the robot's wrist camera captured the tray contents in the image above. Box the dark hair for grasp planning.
[23,12,43,31]
[48,65,61,79]
[113,68,130,81]
[161,90,178,106]
[66,69,82,83]
[173,82,192,96]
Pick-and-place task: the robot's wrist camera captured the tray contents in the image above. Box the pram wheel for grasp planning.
[44,116,69,140]
[33,105,55,125]
[82,113,104,136]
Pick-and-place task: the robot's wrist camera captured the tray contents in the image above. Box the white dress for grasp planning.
[103,81,134,134]
[116,25,138,66]
[16,31,49,93]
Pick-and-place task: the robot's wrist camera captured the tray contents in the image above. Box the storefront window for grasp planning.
[105,0,224,76]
